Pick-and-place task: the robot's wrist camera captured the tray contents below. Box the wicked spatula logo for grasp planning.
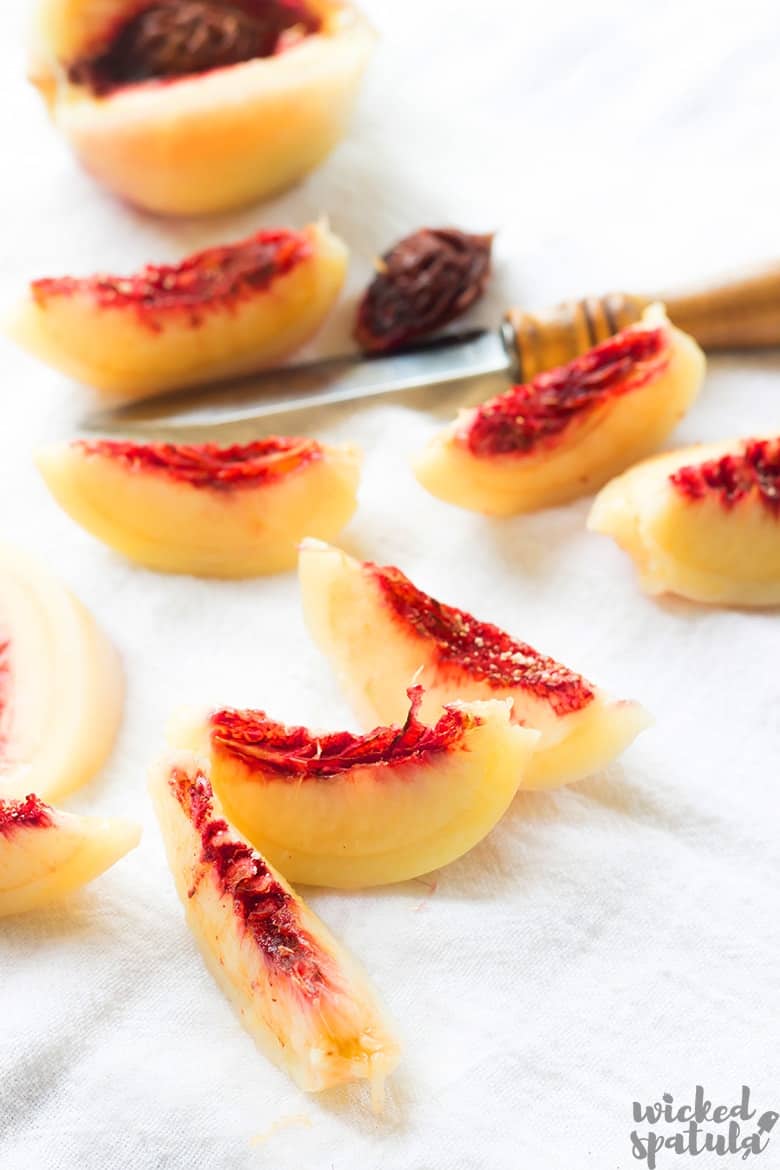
[631,1087,778,1167]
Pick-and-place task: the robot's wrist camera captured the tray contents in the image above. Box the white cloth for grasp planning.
[2,1,779,1166]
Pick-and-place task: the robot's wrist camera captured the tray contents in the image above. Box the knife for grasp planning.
[84,264,780,442]
[83,327,515,442]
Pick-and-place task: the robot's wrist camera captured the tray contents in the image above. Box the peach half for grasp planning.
[36,436,361,578]
[150,751,399,1102]
[299,541,651,789]
[7,222,347,401]
[414,305,706,515]
[0,793,140,918]
[174,687,539,888]
[30,0,375,215]
[588,436,780,606]
[0,543,123,802]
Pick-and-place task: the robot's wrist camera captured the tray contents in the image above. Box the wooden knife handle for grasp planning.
[503,265,780,381]
[661,266,780,348]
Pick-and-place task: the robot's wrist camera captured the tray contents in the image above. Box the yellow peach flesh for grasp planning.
[149,750,400,1100]
[30,0,375,215]
[173,697,540,888]
[0,799,140,917]
[0,543,123,802]
[298,541,650,790]
[414,305,706,516]
[7,221,348,400]
[36,438,362,578]
[588,439,780,606]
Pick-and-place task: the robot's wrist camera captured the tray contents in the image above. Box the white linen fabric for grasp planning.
[1,1,779,1166]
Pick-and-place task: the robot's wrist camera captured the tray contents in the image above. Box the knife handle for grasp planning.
[503,264,780,382]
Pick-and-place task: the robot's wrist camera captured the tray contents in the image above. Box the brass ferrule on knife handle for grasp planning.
[502,265,780,382]
[501,294,645,382]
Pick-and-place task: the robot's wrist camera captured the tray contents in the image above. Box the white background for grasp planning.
[2,2,779,1167]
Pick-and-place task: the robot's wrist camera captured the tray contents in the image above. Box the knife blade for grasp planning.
[82,327,515,442]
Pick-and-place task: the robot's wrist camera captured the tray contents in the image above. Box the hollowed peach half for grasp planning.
[414,305,705,515]
[30,0,375,215]
[299,541,650,789]
[0,543,123,802]
[588,436,780,606]
[36,436,361,577]
[0,794,140,917]
[149,751,399,1103]
[8,222,347,401]
[174,686,539,888]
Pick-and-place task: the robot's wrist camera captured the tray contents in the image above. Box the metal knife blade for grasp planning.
[82,328,514,442]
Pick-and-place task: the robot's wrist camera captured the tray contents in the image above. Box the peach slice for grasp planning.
[588,436,780,606]
[173,687,539,888]
[414,304,706,515]
[36,436,361,578]
[0,793,140,918]
[298,541,650,789]
[0,543,122,801]
[30,0,375,216]
[7,222,347,401]
[149,751,399,1101]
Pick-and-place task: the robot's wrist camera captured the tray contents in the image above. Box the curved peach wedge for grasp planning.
[0,543,122,801]
[36,437,361,578]
[30,0,375,215]
[0,793,140,918]
[7,222,347,401]
[414,305,705,515]
[149,751,399,1102]
[173,687,539,888]
[299,541,650,789]
[588,436,780,606]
